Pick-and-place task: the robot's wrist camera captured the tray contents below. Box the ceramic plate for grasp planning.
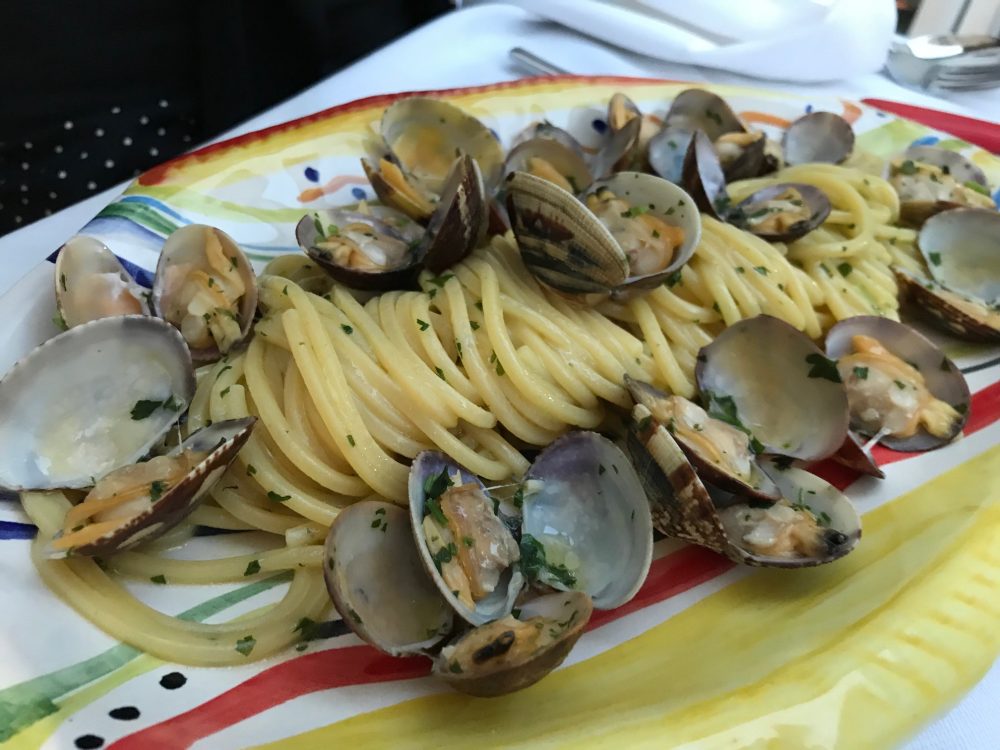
[1,76,998,750]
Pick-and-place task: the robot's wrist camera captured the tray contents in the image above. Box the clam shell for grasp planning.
[825,315,970,451]
[419,154,489,273]
[51,417,256,558]
[647,126,695,185]
[731,182,831,242]
[0,316,195,491]
[904,145,988,188]
[324,500,453,656]
[152,224,258,363]
[505,170,629,295]
[522,431,653,609]
[624,376,780,502]
[627,406,861,567]
[830,430,885,478]
[295,207,423,291]
[510,121,585,156]
[681,130,728,219]
[408,451,523,626]
[54,236,151,328]
[783,112,854,166]
[503,137,594,194]
[587,172,702,296]
[379,97,505,195]
[664,88,745,141]
[918,208,1000,304]
[590,115,642,180]
[894,267,1000,342]
[433,591,592,697]
[696,315,850,461]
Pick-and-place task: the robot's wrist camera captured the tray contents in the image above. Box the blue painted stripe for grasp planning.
[0,521,36,540]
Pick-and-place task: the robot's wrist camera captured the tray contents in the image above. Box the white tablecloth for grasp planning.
[0,4,996,747]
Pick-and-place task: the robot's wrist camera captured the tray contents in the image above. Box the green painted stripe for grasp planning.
[95,201,179,237]
[0,572,292,742]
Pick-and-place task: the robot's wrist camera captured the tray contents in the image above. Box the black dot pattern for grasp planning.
[159,671,187,690]
[74,735,104,749]
[108,705,141,721]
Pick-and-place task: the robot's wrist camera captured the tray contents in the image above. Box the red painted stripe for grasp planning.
[107,545,728,750]
[108,380,1000,749]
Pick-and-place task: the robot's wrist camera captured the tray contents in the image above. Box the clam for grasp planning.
[895,208,1000,341]
[625,376,780,502]
[299,155,487,288]
[363,97,504,222]
[434,591,592,697]
[627,404,860,567]
[510,121,585,155]
[152,224,257,363]
[682,132,831,242]
[520,431,653,609]
[47,418,256,558]
[826,316,970,451]
[505,170,701,298]
[890,154,995,226]
[598,92,660,173]
[830,431,885,478]
[696,315,850,461]
[0,316,195,491]
[730,183,831,242]
[54,236,151,328]
[782,111,855,166]
[324,500,453,656]
[504,137,593,195]
[649,88,779,183]
[409,451,524,626]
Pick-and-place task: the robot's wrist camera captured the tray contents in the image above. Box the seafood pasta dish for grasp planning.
[1,87,995,696]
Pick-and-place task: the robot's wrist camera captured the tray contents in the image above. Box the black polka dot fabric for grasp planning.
[2,101,199,234]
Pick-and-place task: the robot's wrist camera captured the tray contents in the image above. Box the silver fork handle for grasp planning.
[509,47,571,76]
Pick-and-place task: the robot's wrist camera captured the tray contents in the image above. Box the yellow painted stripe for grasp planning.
[254,445,1000,750]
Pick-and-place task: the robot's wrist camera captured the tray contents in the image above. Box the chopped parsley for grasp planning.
[130,395,181,420]
[804,353,842,383]
[244,559,261,576]
[898,159,918,175]
[216,364,233,380]
[620,204,649,218]
[149,480,167,502]
[267,490,291,503]
[52,312,68,331]
[928,252,942,266]
[964,180,990,196]
[853,366,869,380]
[837,262,853,277]
[246,464,257,476]
[346,434,356,447]
[416,318,429,331]
[893,379,907,390]
[462,535,475,547]
[220,386,231,398]
[520,534,577,588]
[341,324,353,335]
[150,574,167,585]
[435,366,446,381]
[235,635,256,656]
[754,266,769,276]
[427,273,455,288]
[664,269,683,288]
[470,320,480,330]
[423,468,453,502]
[432,542,458,568]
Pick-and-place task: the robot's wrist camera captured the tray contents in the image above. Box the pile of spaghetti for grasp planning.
[27,161,925,665]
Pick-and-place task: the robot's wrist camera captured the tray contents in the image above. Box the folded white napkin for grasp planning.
[503,0,897,83]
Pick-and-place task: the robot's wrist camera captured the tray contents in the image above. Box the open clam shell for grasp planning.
[152,224,257,363]
[894,267,1000,342]
[826,316,970,451]
[681,130,729,219]
[918,208,1000,304]
[664,88,745,141]
[295,207,424,291]
[625,376,780,502]
[324,500,453,656]
[647,126,695,185]
[504,137,593,195]
[54,236,151,328]
[904,145,989,188]
[418,154,489,272]
[409,451,524,627]
[505,170,629,296]
[433,591,592,698]
[590,115,642,180]
[830,431,885,478]
[626,406,860,567]
[521,431,653,609]
[731,183,831,242]
[696,315,849,461]
[0,315,194,491]
[48,417,256,558]
[891,159,995,227]
[379,96,505,196]
[510,121,585,156]
[783,112,854,166]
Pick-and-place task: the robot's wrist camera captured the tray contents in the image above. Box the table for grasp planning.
[0,4,996,748]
